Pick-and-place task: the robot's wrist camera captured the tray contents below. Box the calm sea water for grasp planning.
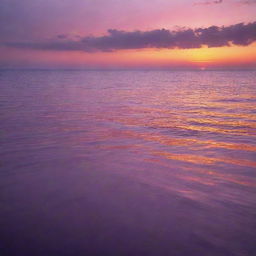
[1,70,256,256]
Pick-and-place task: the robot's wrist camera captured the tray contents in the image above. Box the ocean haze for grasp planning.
[0,70,256,256]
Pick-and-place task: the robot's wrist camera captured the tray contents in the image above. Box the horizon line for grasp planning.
[1,67,256,72]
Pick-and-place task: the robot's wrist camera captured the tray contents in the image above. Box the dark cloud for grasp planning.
[3,22,256,52]
[57,34,68,39]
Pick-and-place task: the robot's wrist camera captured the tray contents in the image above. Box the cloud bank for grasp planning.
[4,22,256,52]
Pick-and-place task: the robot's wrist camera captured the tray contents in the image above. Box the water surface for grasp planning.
[1,70,256,256]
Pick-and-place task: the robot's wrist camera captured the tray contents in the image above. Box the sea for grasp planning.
[1,70,256,256]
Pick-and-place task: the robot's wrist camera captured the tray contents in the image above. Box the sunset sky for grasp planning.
[1,0,256,69]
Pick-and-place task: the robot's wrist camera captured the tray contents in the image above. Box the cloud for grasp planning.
[3,22,256,52]
[195,0,256,5]
[194,0,223,5]
[239,0,256,4]
[57,34,68,39]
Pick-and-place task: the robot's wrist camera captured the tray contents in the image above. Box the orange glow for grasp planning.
[153,150,256,168]
[2,43,256,69]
